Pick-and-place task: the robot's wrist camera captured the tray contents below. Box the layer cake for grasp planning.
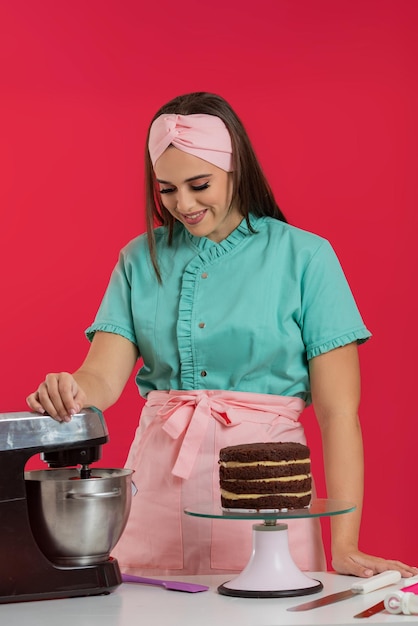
[219,441,312,510]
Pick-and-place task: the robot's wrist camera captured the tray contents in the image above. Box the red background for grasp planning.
[1,0,417,569]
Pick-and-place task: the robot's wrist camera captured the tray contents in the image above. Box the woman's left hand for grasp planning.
[332,549,418,578]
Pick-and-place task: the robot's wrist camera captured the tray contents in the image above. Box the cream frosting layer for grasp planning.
[224,474,311,484]
[220,489,311,500]
[219,458,310,468]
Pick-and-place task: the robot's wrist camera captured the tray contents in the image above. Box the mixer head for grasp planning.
[0,407,108,457]
[41,443,102,470]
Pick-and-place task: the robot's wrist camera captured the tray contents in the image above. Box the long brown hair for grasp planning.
[144,92,287,281]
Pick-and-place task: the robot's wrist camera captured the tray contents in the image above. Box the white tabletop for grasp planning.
[0,572,416,625]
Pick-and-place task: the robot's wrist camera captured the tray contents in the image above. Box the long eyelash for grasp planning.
[159,182,209,194]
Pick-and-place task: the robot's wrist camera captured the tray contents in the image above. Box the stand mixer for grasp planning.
[0,408,132,604]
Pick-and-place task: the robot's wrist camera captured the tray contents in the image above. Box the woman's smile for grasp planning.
[180,208,208,225]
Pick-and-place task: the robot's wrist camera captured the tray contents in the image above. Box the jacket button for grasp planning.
[200,370,207,377]
[201,272,208,279]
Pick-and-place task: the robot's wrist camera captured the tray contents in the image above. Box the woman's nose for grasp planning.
[175,188,195,212]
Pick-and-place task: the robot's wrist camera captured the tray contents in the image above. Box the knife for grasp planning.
[354,578,418,618]
[287,570,401,611]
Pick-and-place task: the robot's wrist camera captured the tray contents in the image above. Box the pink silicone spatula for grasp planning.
[121,573,209,593]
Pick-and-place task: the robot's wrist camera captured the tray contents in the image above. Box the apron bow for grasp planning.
[157,391,235,479]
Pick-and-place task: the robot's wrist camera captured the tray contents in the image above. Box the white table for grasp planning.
[0,572,416,625]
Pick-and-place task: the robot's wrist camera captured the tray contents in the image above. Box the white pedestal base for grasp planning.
[218,523,323,598]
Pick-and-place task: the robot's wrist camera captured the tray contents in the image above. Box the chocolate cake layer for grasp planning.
[219,441,310,463]
[220,477,312,494]
[220,493,312,510]
[219,462,311,480]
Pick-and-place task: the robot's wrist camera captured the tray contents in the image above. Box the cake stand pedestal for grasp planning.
[184,499,355,598]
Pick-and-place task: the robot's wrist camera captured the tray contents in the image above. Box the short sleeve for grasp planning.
[300,239,371,360]
[85,250,138,347]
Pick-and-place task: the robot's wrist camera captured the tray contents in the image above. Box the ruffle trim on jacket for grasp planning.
[306,327,372,360]
[85,322,138,346]
[177,218,258,389]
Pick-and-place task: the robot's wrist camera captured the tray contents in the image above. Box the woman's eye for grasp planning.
[159,187,175,194]
[191,183,210,191]
[159,182,209,194]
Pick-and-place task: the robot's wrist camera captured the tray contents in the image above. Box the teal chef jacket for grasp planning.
[85,215,371,405]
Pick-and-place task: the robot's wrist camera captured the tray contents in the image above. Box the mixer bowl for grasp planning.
[25,468,133,566]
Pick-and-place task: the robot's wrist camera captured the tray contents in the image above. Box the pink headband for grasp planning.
[148,113,233,172]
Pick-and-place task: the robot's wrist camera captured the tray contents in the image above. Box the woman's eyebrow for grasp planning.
[156,174,213,184]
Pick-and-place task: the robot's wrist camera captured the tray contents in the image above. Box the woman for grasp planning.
[27,92,417,579]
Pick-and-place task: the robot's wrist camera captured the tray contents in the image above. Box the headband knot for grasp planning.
[148,113,233,171]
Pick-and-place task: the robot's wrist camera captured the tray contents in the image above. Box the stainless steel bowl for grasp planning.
[25,468,133,566]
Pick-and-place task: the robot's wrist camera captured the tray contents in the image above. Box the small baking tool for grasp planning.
[354,578,418,618]
[121,573,209,593]
[384,582,418,615]
[287,570,401,611]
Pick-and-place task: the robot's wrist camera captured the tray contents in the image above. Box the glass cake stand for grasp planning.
[184,498,356,598]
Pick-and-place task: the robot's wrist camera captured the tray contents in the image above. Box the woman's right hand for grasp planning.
[26,372,87,422]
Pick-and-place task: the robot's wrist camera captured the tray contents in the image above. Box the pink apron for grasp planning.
[112,389,326,576]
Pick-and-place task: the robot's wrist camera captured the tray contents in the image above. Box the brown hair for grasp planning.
[144,92,287,281]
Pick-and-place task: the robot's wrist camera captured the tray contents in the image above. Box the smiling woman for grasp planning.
[26,91,417,581]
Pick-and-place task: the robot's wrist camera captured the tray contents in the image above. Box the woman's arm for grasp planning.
[26,331,139,422]
[310,342,417,578]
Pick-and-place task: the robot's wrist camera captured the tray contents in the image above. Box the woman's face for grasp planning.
[154,147,242,242]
